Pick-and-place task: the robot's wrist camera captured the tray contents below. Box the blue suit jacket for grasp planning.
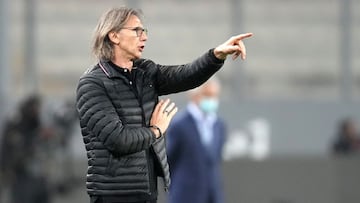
[166,109,226,203]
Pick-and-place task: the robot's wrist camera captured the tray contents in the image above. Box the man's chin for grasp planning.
[133,53,142,59]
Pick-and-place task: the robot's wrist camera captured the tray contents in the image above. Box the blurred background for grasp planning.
[0,0,359,202]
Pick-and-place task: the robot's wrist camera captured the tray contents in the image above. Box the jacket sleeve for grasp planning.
[154,49,225,95]
[76,75,156,156]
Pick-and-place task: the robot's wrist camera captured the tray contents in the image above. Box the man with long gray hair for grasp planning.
[76,7,252,203]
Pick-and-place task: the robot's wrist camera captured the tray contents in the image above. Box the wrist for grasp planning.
[213,48,227,61]
[149,125,162,139]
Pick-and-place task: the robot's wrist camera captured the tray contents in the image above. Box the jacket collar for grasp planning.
[98,60,138,79]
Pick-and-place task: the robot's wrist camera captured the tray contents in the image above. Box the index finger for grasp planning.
[233,33,253,41]
[153,99,164,113]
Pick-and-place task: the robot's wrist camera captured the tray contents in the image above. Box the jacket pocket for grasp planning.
[106,151,148,177]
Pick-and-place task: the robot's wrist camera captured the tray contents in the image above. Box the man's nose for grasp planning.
[141,32,148,41]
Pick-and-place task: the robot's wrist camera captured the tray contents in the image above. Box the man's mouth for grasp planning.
[139,45,145,52]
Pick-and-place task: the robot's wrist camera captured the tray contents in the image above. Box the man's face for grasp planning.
[197,82,220,114]
[116,15,147,60]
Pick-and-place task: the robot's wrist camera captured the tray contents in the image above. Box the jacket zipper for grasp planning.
[130,71,155,196]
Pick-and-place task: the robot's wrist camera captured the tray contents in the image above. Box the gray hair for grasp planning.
[92,7,143,61]
[188,76,221,96]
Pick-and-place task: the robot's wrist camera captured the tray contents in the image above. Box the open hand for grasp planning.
[150,99,178,138]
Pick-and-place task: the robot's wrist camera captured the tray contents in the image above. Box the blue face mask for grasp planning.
[199,98,219,114]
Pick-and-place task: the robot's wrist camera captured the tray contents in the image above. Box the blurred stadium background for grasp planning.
[0,0,359,202]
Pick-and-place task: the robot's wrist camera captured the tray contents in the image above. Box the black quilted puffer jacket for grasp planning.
[76,49,224,198]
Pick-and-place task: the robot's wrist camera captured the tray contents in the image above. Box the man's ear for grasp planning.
[108,31,120,45]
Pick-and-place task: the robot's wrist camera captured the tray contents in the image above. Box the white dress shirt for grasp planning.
[187,102,217,147]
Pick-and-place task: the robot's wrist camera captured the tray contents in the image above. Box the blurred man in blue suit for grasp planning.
[166,77,227,203]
